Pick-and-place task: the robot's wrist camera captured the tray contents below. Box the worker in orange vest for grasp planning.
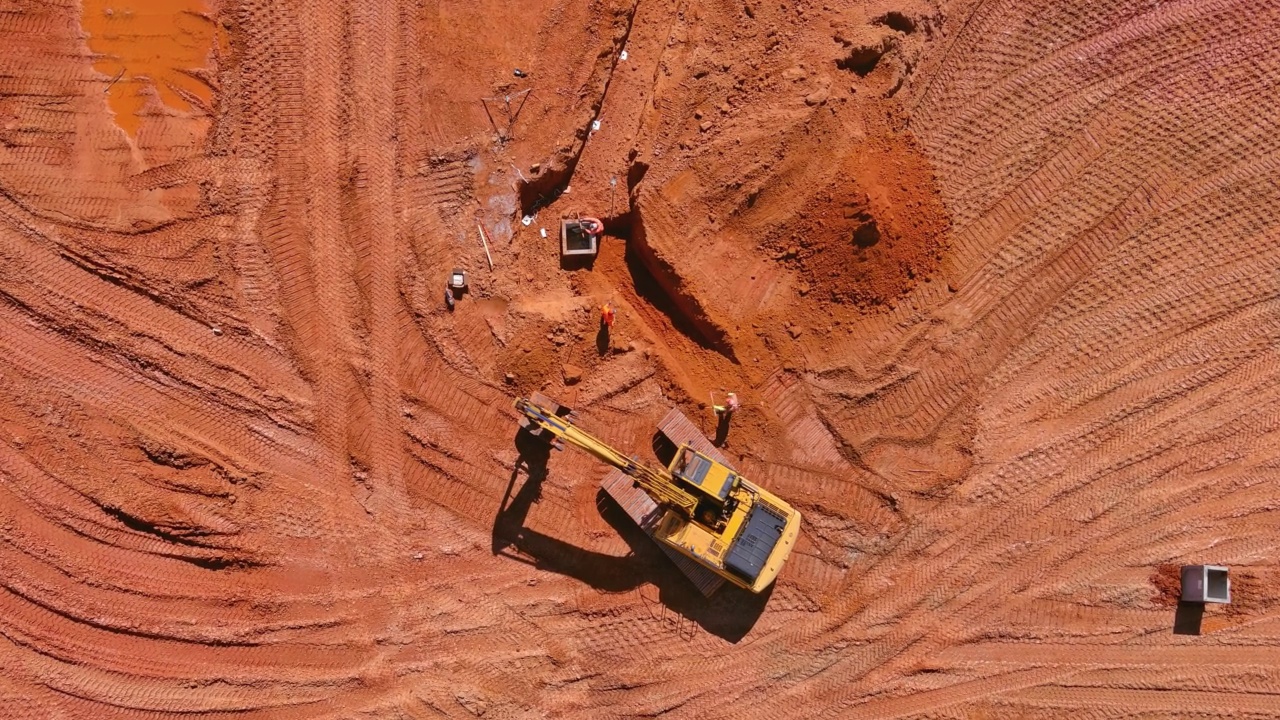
[600,302,615,330]
[714,392,740,422]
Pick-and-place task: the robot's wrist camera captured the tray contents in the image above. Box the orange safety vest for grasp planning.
[601,303,615,327]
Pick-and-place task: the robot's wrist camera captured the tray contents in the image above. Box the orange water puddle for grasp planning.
[81,0,223,137]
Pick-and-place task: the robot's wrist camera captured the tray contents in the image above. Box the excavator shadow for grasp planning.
[493,427,770,643]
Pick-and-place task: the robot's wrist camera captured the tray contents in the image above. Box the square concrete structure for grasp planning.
[560,219,598,257]
[1181,565,1230,604]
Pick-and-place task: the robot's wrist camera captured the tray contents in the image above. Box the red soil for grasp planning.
[2,0,1280,717]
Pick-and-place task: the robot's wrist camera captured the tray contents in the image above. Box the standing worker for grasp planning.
[597,302,616,355]
[714,392,740,422]
[712,391,740,446]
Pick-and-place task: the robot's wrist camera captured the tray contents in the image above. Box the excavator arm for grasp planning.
[515,397,699,518]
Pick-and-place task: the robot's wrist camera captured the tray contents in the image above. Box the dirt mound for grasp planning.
[1150,563,1183,606]
[763,120,951,308]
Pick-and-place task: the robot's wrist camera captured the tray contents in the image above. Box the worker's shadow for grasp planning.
[713,414,731,447]
[492,427,769,643]
[596,323,610,356]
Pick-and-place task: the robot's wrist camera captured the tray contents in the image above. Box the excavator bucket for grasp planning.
[517,392,577,450]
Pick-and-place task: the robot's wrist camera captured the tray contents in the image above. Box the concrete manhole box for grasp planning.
[560,219,599,257]
[1181,564,1230,604]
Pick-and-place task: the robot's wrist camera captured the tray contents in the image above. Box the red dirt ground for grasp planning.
[3,0,1280,717]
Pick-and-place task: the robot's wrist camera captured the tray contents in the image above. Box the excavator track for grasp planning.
[601,467,726,597]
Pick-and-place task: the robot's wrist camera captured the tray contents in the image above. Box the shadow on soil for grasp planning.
[492,427,769,643]
[714,413,731,447]
[605,203,736,361]
[560,252,596,272]
[596,322,610,356]
[1173,601,1205,635]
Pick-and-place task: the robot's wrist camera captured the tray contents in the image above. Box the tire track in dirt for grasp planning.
[0,204,309,423]
[1,0,607,716]
[292,0,354,499]
[721,2,1280,712]
[347,0,408,520]
[0,303,318,481]
[846,667,1073,720]
[1007,685,1280,716]
[228,0,317,367]
[6,0,1280,716]
[782,331,1280,717]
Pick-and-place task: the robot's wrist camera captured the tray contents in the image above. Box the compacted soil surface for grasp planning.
[3,0,1280,717]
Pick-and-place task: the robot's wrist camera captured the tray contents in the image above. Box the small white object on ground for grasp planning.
[540,228,547,237]
[521,215,533,226]
[591,119,601,132]
[476,223,494,270]
[620,50,628,61]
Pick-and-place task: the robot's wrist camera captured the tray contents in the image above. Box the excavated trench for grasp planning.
[517,1,641,217]
[604,195,737,361]
[512,1,737,365]
[518,145,737,360]
[518,158,574,216]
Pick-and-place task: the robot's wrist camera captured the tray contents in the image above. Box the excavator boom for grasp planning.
[514,397,698,517]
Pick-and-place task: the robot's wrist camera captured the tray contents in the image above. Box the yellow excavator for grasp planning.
[514,396,801,593]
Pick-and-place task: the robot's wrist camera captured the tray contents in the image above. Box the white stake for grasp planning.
[477,223,494,270]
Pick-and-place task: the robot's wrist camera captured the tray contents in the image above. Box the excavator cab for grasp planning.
[669,446,739,530]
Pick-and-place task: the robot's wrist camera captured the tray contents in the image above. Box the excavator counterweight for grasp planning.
[514,395,801,594]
